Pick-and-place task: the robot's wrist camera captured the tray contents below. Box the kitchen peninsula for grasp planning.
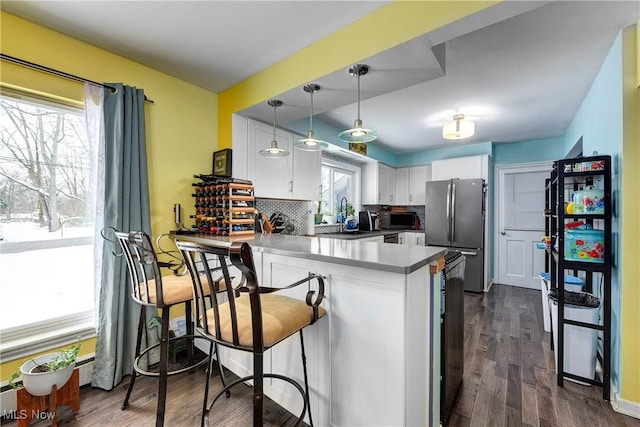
[173,233,446,426]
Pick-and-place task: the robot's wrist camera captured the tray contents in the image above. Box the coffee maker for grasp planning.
[358,211,380,231]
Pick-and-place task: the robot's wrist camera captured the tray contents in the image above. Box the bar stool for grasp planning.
[174,239,326,427]
[104,228,228,427]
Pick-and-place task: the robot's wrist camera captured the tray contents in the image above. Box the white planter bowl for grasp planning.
[20,353,75,396]
[323,215,337,225]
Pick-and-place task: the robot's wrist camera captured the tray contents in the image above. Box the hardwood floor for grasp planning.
[4,284,639,426]
[448,284,640,427]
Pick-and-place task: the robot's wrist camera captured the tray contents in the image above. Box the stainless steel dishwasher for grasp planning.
[383,233,398,243]
[441,251,465,425]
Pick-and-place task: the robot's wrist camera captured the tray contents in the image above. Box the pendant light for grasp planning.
[442,114,475,140]
[259,99,289,158]
[295,83,328,151]
[338,64,378,143]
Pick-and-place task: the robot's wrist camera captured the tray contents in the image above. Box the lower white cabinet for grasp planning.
[221,250,439,426]
[399,232,425,246]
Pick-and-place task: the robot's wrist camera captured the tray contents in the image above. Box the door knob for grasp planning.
[500,231,506,235]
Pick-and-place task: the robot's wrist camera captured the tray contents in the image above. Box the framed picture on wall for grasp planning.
[213,149,232,177]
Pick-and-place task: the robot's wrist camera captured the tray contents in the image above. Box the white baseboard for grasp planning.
[612,382,640,419]
[0,354,94,417]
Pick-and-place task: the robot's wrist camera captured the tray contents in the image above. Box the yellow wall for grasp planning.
[0,338,96,384]
[217,0,501,148]
[621,25,640,404]
[0,11,217,381]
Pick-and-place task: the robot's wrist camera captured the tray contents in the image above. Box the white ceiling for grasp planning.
[2,1,638,155]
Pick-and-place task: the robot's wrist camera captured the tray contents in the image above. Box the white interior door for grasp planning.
[496,163,551,288]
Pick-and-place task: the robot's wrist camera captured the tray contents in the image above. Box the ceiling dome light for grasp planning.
[296,83,328,151]
[442,114,475,140]
[259,99,290,158]
[338,64,378,143]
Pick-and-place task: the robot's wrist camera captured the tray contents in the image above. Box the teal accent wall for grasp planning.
[396,142,493,167]
[285,117,398,165]
[492,137,566,165]
[563,32,624,391]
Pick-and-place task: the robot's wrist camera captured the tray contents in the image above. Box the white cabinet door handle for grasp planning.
[289,181,293,192]
[409,194,413,202]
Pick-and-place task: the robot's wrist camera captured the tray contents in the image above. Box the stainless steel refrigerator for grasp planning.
[425,178,485,292]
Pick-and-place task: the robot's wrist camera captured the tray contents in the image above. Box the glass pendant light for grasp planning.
[295,83,328,151]
[259,99,289,158]
[338,64,378,143]
[442,114,475,140]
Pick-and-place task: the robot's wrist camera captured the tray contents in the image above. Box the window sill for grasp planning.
[0,313,95,363]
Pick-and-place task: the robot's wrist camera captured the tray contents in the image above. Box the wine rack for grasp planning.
[192,175,256,237]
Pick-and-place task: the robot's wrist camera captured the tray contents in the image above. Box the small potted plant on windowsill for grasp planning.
[9,342,81,396]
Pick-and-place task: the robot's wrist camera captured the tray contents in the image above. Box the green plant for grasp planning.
[336,202,355,217]
[8,342,81,389]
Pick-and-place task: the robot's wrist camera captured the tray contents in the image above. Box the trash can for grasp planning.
[549,289,600,384]
[539,272,585,332]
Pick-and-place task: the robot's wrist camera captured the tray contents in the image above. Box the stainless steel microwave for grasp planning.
[380,211,416,229]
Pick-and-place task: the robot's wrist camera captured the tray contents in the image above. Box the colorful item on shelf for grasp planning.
[573,189,605,214]
[564,228,605,262]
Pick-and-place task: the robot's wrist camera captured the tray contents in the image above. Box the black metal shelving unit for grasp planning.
[548,155,612,400]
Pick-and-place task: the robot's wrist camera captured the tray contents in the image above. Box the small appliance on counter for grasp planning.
[380,211,417,229]
[358,211,380,231]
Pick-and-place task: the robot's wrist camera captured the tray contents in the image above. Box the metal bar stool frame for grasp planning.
[103,228,227,427]
[175,239,325,427]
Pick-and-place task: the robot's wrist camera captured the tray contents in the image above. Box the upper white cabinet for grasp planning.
[394,168,410,205]
[431,154,489,181]
[395,165,431,206]
[233,117,321,201]
[363,162,396,205]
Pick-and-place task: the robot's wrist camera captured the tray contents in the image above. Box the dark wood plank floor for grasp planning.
[448,284,640,427]
[4,284,639,426]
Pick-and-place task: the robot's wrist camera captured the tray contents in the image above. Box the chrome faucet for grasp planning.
[339,196,348,232]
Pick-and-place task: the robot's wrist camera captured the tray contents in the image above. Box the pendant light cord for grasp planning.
[272,102,277,141]
[309,89,314,131]
[356,69,361,121]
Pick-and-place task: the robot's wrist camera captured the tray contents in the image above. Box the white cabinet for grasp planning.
[363,162,396,205]
[399,232,425,246]
[394,165,431,206]
[394,168,410,205]
[408,165,431,205]
[431,154,489,181]
[235,117,321,201]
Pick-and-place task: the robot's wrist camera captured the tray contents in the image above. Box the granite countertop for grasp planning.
[172,233,444,274]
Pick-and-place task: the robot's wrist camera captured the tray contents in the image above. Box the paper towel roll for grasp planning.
[307,213,316,235]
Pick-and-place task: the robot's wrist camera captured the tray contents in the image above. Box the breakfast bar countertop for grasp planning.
[171,233,445,274]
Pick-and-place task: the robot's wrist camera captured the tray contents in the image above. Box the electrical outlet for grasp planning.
[170,316,187,336]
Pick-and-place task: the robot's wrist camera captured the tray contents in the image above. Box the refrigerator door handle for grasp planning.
[451,183,456,242]
[446,183,452,241]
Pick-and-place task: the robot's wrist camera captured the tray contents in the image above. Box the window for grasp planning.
[0,92,96,358]
[320,159,360,217]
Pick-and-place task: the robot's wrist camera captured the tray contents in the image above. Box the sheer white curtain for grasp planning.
[84,83,105,315]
